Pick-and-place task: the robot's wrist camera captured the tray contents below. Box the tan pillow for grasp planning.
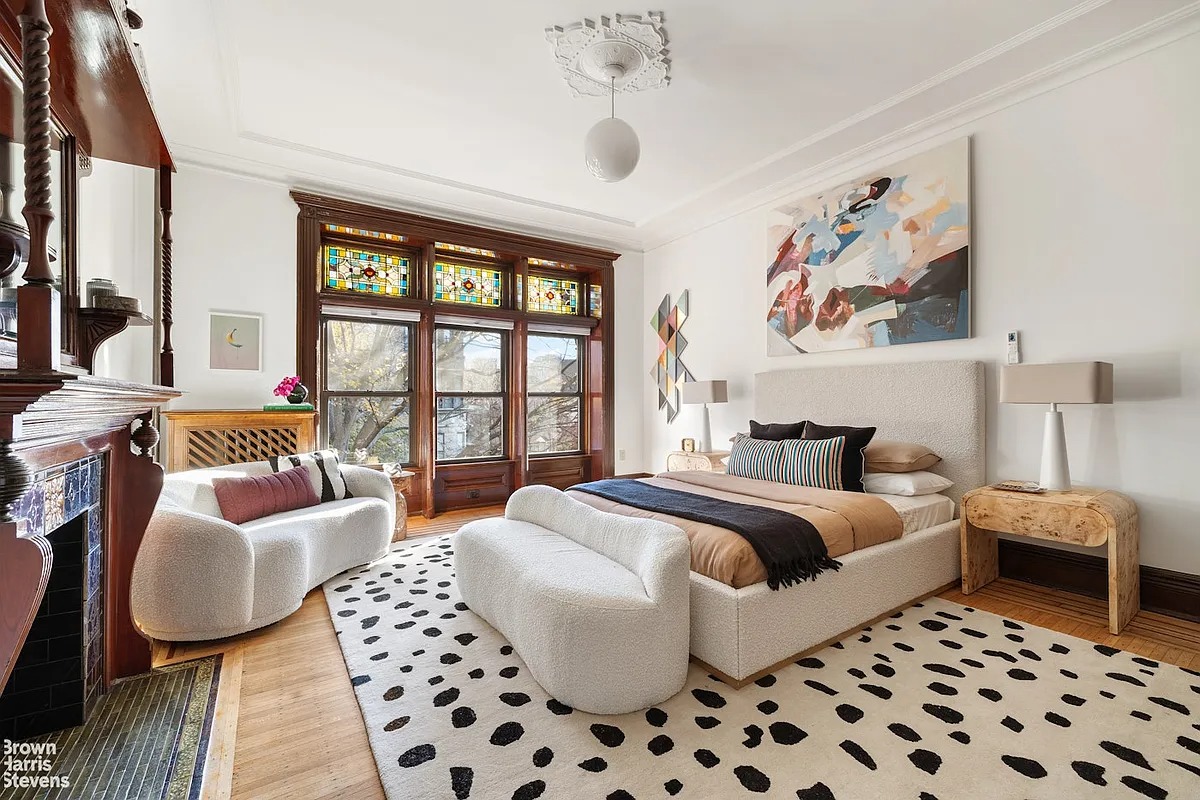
[864,440,941,473]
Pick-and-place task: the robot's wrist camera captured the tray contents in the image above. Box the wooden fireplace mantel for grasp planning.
[0,373,179,694]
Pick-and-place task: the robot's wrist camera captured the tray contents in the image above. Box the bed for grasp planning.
[571,359,984,686]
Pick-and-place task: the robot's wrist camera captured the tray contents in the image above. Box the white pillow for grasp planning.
[863,470,953,497]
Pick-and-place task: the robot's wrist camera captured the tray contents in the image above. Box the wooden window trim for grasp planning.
[294,191,617,517]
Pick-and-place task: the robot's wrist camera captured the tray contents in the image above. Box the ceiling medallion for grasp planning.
[548,12,669,183]
[545,12,670,98]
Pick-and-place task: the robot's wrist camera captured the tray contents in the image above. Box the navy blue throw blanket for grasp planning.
[569,479,841,590]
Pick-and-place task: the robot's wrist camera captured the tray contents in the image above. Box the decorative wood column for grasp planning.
[16,0,59,371]
[158,166,174,386]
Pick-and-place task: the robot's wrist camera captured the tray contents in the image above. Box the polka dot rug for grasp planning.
[323,534,1200,799]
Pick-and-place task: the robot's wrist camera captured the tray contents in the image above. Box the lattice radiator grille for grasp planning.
[184,427,301,470]
[164,411,317,473]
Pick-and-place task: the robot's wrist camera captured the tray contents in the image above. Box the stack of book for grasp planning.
[263,403,314,411]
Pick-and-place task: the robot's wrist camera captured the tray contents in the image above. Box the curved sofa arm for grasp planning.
[130,504,255,641]
[342,465,396,533]
[506,485,689,602]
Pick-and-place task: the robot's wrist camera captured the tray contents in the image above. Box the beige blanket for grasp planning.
[567,472,903,589]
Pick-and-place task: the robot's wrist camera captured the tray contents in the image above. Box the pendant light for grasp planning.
[584,64,640,182]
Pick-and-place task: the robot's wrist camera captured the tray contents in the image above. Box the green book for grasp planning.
[263,403,314,411]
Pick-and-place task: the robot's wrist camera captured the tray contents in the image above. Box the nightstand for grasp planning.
[960,485,1139,634]
[666,450,729,473]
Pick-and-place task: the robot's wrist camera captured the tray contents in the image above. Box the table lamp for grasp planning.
[1000,362,1113,490]
[681,379,728,453]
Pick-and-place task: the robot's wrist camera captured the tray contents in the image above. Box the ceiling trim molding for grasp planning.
[640,0,1117,224]
[639,3,1200,251]
[170,143,645,254]
[209,0,636,232]
[237,130,637,229]
[206,0,1131,240]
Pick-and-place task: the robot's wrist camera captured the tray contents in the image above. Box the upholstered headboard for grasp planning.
[754,360,985,509]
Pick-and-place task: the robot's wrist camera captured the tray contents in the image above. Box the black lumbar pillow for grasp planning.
[749,419,808,441]
[801,422,877,493]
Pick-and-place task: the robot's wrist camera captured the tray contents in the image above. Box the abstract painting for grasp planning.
[209,311,262,371]
[650,291,694,423]
[766,139,970,355]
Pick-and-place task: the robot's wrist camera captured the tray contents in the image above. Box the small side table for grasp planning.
[666,450,729,473]
[385,468,414,542]
[960,485,1139,634]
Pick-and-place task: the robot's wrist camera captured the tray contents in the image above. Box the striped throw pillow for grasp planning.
[267,449,352,502]
[726,434,847,490]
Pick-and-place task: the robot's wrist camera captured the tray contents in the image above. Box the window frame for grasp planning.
[319,314,416,467]
[433,322,510,464]
[526,331,587,458]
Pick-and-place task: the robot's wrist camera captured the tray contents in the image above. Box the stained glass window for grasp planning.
[322,224,406,243]
[433,261,503,307]
[436,242,497,259]
[527,257,563,268]
[589,284,603,318]
[324,245,411,297]
[526,275,579,315]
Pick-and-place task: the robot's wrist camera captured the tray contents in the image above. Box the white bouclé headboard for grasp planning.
[755,360,985,509]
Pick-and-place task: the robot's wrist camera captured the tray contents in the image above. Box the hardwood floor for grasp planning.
[155,507,1200,799]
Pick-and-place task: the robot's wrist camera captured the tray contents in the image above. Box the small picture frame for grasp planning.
[209,311,263,372]
[681,437,696,453]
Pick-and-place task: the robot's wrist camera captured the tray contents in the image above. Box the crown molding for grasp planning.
[171,144,645,255]
[639,0,1116,227]
[194,0,1200,255]
[638,4,1200,251]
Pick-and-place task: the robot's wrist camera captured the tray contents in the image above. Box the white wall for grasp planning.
[78,159,157,383]
[642,32,1200,574]
[169,166,298,408]
[167,166,647,469]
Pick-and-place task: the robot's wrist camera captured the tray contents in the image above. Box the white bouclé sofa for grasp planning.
[456,485,691,715]
[131,461,394,641]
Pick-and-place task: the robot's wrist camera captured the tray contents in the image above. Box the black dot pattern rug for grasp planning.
[323,535,1200,799]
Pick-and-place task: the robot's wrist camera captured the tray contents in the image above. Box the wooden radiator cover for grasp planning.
[163,409,318,472]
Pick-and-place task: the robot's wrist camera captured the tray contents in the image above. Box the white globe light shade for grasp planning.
[584,117,640,182]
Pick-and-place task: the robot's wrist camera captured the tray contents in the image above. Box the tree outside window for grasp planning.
[322,318,412,465]
[435,326,507,461]
[527,333,583,455]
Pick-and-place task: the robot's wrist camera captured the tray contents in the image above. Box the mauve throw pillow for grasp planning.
[213,466,320,525]
[801,421,877,493]
[749,419,809,441]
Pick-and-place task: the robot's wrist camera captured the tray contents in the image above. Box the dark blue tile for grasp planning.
[86,546,103,597]
[87,505,103,551]
[64,464,84,520]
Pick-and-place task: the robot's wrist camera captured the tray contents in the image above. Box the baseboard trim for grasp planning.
[998,540,1200,623]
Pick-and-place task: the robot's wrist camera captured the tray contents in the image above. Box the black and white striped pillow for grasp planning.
[726,434,847,490]
[268,449,352,502]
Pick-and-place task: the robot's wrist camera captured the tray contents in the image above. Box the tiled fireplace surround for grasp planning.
[0,455,105,740]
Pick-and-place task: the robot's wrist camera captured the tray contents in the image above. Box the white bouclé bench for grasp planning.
[455,485,691,715]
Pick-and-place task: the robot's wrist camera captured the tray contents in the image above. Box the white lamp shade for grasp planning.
[584,117,640,182]
[1000,362,1113,404]
[681,380,728,405]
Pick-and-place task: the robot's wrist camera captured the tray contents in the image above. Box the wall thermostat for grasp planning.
[1006,330,1021,365]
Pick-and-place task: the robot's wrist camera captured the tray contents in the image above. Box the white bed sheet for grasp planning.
[874,492,956,534]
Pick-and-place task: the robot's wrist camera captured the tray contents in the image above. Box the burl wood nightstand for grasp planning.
[960,486,1139,634]
[666,450,729,473]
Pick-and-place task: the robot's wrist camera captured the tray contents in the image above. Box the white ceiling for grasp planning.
[135,0,1200,250]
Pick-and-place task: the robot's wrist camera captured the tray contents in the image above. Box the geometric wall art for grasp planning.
[766,138,970,355]
[650,291,694,423]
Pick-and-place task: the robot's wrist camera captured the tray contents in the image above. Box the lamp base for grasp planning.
[1039,404,1071,491]
[698,404,712,453]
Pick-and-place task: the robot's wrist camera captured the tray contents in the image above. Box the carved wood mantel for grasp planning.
[0,375,179,694]
[0,0,180,703]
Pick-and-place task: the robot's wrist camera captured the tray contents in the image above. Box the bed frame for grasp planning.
[690,360,985,685]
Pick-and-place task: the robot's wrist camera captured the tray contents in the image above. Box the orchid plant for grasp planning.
[273,375,302,398]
